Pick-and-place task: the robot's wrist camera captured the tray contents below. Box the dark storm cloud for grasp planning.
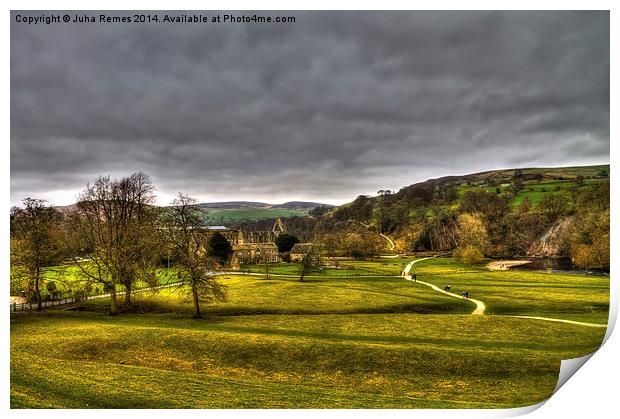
[11,11,609,205]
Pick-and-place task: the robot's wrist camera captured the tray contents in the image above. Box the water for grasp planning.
[510,258,609,276]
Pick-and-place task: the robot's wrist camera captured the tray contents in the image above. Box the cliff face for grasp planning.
[527,216,574,258]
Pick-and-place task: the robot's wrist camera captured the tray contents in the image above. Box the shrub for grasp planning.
[455,245,484,265]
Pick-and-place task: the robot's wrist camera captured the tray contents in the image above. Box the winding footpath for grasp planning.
[402,257,607,328]
[403,258,485,315]
[380,232,396,251]
[507,315,607,328]
[358,221,395,251]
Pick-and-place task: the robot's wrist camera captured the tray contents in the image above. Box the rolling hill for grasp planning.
[197,201,333,225]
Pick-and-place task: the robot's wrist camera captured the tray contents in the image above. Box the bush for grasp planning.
[455,245,484,265]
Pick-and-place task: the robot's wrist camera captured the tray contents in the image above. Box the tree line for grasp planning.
[10,172,231,317]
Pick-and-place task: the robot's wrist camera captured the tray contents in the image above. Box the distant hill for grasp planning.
[197,201,272,209]
[271,201,334,210]
[52,203,79,215]
[197,201,333,211]
[195,201,333,225]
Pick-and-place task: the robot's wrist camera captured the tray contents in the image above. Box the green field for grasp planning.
[202,208,308,224]
[10,258,609,408]
[454,164,609,208]
[241,260,399,277]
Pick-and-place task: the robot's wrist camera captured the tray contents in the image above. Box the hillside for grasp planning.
[52,203,80,215]
[197,201,332,210]
[277,164,609,268]
[197,201,333,225]
[326,163,608,220]
[197,201,272,209]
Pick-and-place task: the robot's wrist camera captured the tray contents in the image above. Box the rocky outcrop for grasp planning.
[527,216,574,258]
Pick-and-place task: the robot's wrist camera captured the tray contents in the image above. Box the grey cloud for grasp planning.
[11,11,609,206]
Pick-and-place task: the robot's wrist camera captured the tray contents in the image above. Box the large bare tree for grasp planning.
[160,193,226,318]
[68,172,158,314]
[10,198,63,310]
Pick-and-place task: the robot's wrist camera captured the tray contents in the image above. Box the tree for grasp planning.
[510,179,524,194]
[454,213,490,264]
[456,245,484,265]
[568,182,609,270]
[518,196,532,214]
[575,175,585,186]
[10,198,63,310]
[275,233,299,253]
[316,232,340,257]
[536,192,570,222]
[309,205,330,217]
[577,182,609,212]
[377,190,393,200]
[460,190,509,224]
[570,208,609,270]
[298,247,321,282]
[161,193,226,318]
[502,212,547,257]
[68,172,159,314]
[208,232,233,265]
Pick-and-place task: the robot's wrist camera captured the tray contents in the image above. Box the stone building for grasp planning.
[231,243,280,269]
[289,243,316,262]
[218,219,286,269]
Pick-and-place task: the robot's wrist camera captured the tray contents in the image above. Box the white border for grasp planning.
[2,2,616,419]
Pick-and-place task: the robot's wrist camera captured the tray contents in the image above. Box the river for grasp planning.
[509,258,609,276]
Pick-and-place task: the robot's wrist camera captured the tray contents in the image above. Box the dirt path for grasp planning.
[358,221,395,251]
[403,257,485,315]
[379,232,395,251]
[509,316,607,328]
[408,277,486,315]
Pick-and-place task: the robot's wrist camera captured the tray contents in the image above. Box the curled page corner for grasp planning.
[494,401,546,417]
[550,303,617,400]
[492,353,600,418]
[553,352,596,395]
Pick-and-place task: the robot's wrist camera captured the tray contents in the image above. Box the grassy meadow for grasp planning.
[10,258,610,408]
[408,258,610,323]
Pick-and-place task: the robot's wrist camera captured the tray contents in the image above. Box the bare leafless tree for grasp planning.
[68,172,158,314]
[10,198,63,310]
[160,193,226,318]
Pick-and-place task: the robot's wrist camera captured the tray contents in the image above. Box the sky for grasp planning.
[10,11,610,207]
